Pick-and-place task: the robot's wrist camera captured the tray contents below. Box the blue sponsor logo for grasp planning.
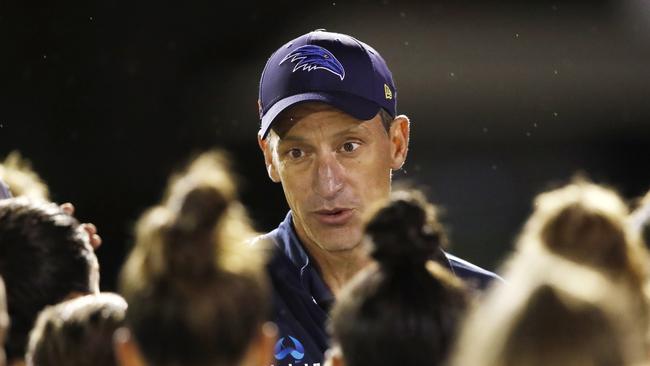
[274,335,305,361]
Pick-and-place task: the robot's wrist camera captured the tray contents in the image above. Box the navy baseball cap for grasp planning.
[258,30,397,139]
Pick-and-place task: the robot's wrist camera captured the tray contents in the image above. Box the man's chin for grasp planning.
[310,227,363,252]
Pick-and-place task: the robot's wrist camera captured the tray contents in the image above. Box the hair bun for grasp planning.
[160,152,237,280]
[366,190,444,270]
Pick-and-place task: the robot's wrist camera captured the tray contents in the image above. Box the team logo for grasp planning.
[279,45,345,80]
[274,335,305,361]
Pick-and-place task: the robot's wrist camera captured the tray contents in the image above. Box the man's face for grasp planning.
[260,102,409,253]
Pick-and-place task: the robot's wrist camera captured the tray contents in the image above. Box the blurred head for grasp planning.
[450,180,650,366]
[26,293,127,366]
[517,178,648,283]
[0,151,50,201]
[117,151,275,366]
[450,258,649,366]
[327,190,468,366]
[259,102,409,254]
[0,198,99,363]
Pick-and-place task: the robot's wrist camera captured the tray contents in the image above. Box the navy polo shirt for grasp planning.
[260,211,502,366]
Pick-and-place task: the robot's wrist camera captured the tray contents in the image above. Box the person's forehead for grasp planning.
[272,102,370,139]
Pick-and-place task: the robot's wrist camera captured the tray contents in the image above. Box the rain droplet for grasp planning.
[515,33,520,38]
[491,164,498,170]
[400,12,406,18]
[553,69,559,75]
[404,41,409,46]
[89,16,94,21]
[533,122,538,128]
[42,54,47,59]
[450,72,455,77]
[526,131,531,137]
[553,112,558,117]
[482,127,488,133]
[332,2,336,5]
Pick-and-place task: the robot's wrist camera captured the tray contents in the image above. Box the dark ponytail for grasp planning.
[366,190,446,271]
[330,190,467,366]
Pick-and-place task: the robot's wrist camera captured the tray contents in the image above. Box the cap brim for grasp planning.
[259,92,380,139]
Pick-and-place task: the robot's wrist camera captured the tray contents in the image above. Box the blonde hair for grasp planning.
[450,179,650,366]
[516,178,648,284]
[450,255,650,366]
[119,150,270,366]
[0,151,50,201]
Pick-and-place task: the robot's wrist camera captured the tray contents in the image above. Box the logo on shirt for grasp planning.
[279,45,345,81]
[274,335,305,361]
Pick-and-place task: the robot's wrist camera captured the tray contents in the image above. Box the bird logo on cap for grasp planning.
[279,45,345,80]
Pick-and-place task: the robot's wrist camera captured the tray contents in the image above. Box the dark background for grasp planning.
[1,0,649,290]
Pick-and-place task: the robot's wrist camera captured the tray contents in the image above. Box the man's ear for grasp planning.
[113,327,147,366]
[388,115,410,170]
[257,135,281,183]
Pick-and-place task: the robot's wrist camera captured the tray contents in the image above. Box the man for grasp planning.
[257,30,500,366]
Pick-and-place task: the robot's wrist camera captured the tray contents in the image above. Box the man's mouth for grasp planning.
[313,208,354,225]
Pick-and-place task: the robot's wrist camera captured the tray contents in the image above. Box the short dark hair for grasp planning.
[26,293,127,366]
[379,108,394,132]
[330,190,468,366]
[0,198,97,361]
[120,151,270,366]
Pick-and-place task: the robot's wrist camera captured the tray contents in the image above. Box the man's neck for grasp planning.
[293,229,370,297]
[309,243,370,298]
[308,242,370,298]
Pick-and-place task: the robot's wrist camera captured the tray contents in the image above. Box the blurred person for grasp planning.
[0,151,49,202]
[516,178,648,285]
[325,190,469,366]
[0,198,100,366]
[256,29,500,366]
[0,151,101,249]
[450,179,650,366]
[450,256,649,366]
[115,151,276,366]
[26,293,127,366]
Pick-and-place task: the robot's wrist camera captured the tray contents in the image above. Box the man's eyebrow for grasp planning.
[332,123,370,138]
[278,122,371,143]
[278,135,307,143]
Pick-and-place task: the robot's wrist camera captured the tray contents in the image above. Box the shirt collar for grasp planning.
[275,211,334,310]
[274,211,453,309]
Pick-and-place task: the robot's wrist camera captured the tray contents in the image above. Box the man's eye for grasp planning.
[341,142,360,153]
[288,149,304,159]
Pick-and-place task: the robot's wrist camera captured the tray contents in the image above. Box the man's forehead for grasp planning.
[271,102,368,139]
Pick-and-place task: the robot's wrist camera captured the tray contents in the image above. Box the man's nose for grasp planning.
[314,153,345,199]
